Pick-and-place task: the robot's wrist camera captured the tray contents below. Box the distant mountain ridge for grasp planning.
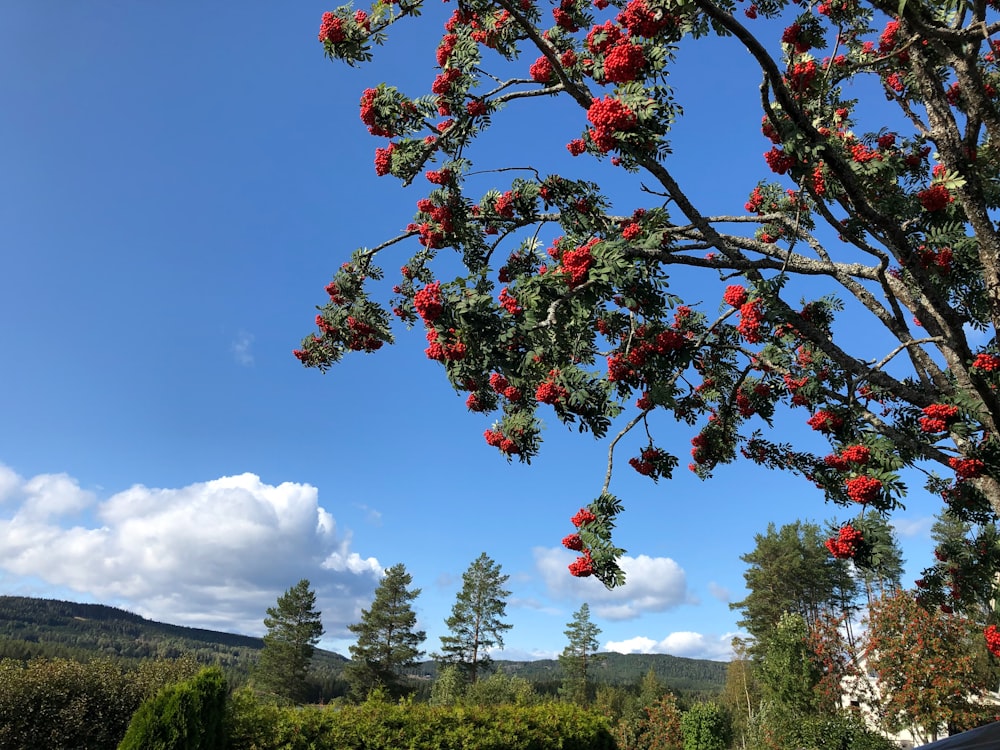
[0,596,726,695]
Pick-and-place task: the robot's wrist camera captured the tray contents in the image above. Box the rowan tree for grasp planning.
[299,0,1000,642]
[558,601,603,705]
[437,552,512,682]
[344,562,426,701]
[254,579,325,704]
[863,589,991,743]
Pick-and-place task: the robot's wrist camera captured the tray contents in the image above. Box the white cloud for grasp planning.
[708,582,731,602]
[231,331,255,366]
[891,515,933,538]
[605,631,736,661]
[534,548,693,620]
[0,466,382,638]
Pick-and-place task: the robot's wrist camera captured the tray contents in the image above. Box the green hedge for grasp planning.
[0,656,200,750]
[227,690,616,750]
[118,666,228,750]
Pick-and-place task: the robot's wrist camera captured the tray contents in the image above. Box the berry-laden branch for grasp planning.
[300,0,1000,619]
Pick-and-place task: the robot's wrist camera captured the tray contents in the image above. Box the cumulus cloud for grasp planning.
[0,467,382,638]
[535,548,694,620]
[605,631,736,661]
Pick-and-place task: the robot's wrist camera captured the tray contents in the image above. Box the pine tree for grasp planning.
[254,579,324,704]
[558,602,602,705]
[343,563,425,701]
[437,552,511,683]
[731,520,858,653]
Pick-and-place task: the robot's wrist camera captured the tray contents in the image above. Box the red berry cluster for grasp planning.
[915,245,953,274]
[737,300,765,342]
[950,457,986,480]
[807,409,843,434]
[425,328,466,361]
[536,377,569,405]
[488,372,522,402]
[568,550,594,577]
[617,0,671,37]
[498,287,522,315]
[343,316,384,352]
[825,524,863,559]
[628,446,668,477]
[824,444,871,470]
[414,282,443,324]
[585,20,622,54]
[845,475,882,504]
[561,238,599,289]
[973,353,1000,371]
[319,12,345,43]
[374,142,395,176]
[571,508,597,527]
[764,147,796,175]
[918,184,953,212]
[359,88,396,138]
[604,42,646,84]
[919,403,960,433]
[986,625,1000,658]
[529,55,554,83]
[562,533,583,551]
[484,427,520,455]
[723,285,748,307]
[587,96,637,153]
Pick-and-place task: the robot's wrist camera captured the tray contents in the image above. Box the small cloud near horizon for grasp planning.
[605,631,736,661]
[535,548,695,620]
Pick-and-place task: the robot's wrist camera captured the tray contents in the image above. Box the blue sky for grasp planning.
[0,2,943,662]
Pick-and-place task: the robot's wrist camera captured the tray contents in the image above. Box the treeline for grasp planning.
[0,595,726,701]
[412,652,727,695]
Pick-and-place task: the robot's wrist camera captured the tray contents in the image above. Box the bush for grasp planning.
[118,666,228,750]
[745,703,898,750]
[226,692,615,750]
[0,656,200,750]
[680,702,732,750]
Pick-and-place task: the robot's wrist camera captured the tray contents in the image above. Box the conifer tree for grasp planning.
[437,552,511,683]
[254,579,324,704]
[731,520,857,652]
[559,602,602,705]
[344,562,426,700]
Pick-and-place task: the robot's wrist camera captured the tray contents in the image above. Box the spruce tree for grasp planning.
[344,562,426,701]
[437,552,511,683]
[253,579,324,704]
[558,602,602,705]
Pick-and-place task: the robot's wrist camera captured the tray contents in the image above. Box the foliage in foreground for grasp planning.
[301,0,1000,658]
[0,655,201,750]
[118,666,228,750]
[226,689,616,750]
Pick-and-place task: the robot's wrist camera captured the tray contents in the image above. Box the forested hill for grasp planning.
[479,652,726,694]
[0,595,259,665]
[0,596,726,695]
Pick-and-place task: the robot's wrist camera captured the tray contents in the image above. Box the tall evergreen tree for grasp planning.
[558,602,602,705]
[731,521,857,652]
[254,579,324,704]
[437,552,511,683]
[343,562,426,701]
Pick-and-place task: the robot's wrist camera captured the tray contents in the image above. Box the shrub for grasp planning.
[0,656,200,750]
[226,692,615,750]
[118,666,228,750]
